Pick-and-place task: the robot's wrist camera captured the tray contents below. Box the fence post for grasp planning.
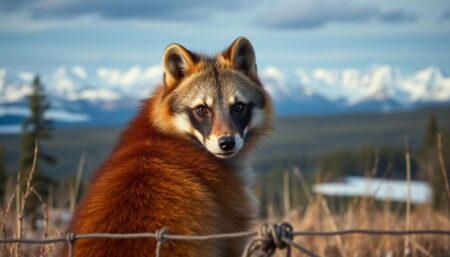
[283,170,290,216]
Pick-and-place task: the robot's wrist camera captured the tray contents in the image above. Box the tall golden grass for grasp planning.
[266,135,450,257]
[0,142,449,257]
[275,196,450,257]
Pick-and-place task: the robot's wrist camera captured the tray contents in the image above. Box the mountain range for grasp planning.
[1,64,449,133]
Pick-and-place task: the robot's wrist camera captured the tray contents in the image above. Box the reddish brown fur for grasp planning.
[63,38,272,257]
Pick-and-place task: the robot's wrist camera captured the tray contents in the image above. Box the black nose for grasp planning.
[218,136,235,151]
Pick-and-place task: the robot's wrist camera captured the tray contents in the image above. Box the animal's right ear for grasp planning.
[162,43,197,90]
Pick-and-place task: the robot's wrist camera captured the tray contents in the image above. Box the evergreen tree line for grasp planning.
[255,116,450,217]
[0,75,56,211]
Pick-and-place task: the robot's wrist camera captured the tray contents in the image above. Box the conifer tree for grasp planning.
[18,75,56,207]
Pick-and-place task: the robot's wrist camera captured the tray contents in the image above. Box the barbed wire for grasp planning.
[0,222,449,257]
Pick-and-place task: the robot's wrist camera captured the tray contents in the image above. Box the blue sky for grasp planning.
[1,0,450,75]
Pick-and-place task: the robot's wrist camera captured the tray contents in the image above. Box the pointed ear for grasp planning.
[162,43,197,90]
[221,37,257,79]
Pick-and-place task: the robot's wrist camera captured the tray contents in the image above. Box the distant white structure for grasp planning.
[313,176,432,204]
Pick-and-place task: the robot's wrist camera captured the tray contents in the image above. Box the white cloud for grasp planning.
[259,0,418,29]
[0,0,243,23]
[0,12,97,32]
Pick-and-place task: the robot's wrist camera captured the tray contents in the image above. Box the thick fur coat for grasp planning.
[63,37,272,257]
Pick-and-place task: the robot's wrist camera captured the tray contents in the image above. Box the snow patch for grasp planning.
[261,66,289,99]
[71,65,87,80]
[313,176,431,204]
[18,71,34,82]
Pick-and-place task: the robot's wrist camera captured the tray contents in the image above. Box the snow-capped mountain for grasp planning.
[1,65,163,104]
[0,65,163,132]
[262,65,450,105]
[1,64,449,132]
[260,65,450,114]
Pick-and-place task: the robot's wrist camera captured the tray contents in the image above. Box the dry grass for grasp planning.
[269,135,450,257]
[0,143,449,257]
[0,144,65,257]
[2,182,449,257]
[278,197,450,257]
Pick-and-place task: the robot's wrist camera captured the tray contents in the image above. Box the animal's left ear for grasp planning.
[221,37,258,80]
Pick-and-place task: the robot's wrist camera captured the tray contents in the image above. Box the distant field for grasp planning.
[1,105,449,178]
[255,105,450,172]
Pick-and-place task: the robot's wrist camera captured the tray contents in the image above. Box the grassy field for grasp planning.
[1,104,449,179]
[1,105,449,257]
[1,171,449,257]
[255,105,450,172]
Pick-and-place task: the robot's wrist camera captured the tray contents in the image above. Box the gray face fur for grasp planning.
[168,66,267,158]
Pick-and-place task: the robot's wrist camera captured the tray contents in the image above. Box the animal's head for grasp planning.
[152,37,272,159]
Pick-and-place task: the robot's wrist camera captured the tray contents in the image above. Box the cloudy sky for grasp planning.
[1,0,450,75]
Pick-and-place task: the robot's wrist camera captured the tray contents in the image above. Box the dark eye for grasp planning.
[194,105,209,117]
[233,102,246,113]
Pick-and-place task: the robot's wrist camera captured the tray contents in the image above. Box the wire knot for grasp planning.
[242,222,294,257]
[66,233,76,257]
[259,222,293,250]
[155,227,169,243]
[66,233,76,244]
[155,227,169,257]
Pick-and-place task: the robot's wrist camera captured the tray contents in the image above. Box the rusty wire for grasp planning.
[1,222,449,257]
